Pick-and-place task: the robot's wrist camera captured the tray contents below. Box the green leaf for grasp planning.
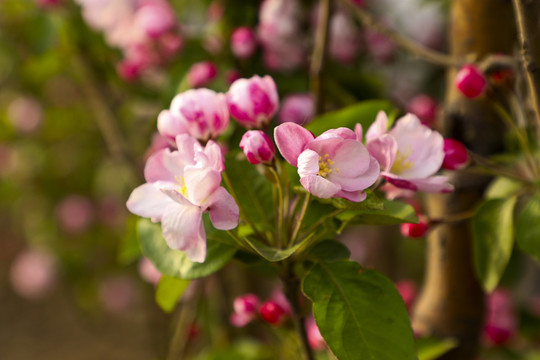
[336,199,418,232]
[306,100,395,136]
[118,216,142,265]
[416,337,458,360]
[472,197,517,292]
[306,240,351,262]
[331,190,385,211]
[244,237,308,262]
[137,218,236,280]
[155,275,190,313]
[485,177,521,199]
[302,261,416,360]
[516,194,540,264]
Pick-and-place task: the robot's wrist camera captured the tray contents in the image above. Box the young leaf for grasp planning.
[306,240,351,262]
[416,337,458,360]
[302,260,416,360]
[306,100,395,136]
[485,177,521,200]
[155,275,190,313]
[472,197,517,292]
[137,218,236,280]
[244,237,307,262]
[118,215,142,265]
[516,194,540,264]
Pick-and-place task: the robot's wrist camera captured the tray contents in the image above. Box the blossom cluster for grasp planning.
[74,0,182,80]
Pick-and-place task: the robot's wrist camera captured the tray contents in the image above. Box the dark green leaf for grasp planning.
[472,197,517,292]
[137,218,236,280]
[302,261,416,360]
[118,215,142,265]
[516,194,540,264]
[244,237,307,262]
[155,275,190,313]
[416,337,458,360]
[306,240,350,262]
[306,100,395,136]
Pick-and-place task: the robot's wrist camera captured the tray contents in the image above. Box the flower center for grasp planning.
[391,148,414,174]
[318,154,337,177]
[174,176,188,197]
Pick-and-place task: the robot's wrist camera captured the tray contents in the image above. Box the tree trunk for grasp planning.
[412,1,515,359]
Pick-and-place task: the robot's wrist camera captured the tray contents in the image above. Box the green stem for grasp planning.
[269,166,285,248]
[290,193,311,247]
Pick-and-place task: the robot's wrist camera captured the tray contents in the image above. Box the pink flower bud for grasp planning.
[227,75,279,128]
[484,289,517,346]
[395,280,417,313]
[306,316,326,350]
[278,93,315,125]
[442,138,469,170]
[187,61,218,88]
[259,300,287,325]
[230,293,260,327]
[116,59,142,82]
[56,195,94,234]
[407,95,438,127]
[134,1,176,38]
[158,88,229,141]
[239,130,275,164]
[231,27,257,59]
[400,216,428,238]
[10,250,57,300]
[455,64,487,99]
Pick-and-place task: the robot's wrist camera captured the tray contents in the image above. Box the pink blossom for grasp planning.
[126,135,239,262]
[10,250,57,300]
[400,215,428,238]
[231,27,257,59]
[158,89,229,142]
[306,316,326,350]
[329,11,361,64]
[395,280,417,313]
[278,93,315,125]
[364,111,453,193]
[442,139,469,170]
[240,130,275,164]
[275,123,380,202]
[407,94,438,127]
[225,69,241,85]
[7,96,43,134]
[56,195,94,234]
[455,64,487,99]
[227,75,279,129]
[187,61,218,88]
[138,257,162,285]
[134,0,176,38]
[365,29,396,63]
[484,289,517,346]
[260,301,288,325]
[230,293,260,327]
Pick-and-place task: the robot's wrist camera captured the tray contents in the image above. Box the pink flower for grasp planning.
[278,93,315,125]
[260,301,288,325]
[56,195,94,234]
[134,0,176,38]
[455,64,487,99]
[138,257,162,285]
[158,88,229,142]
[400,215,429,238]
[10,250,57,300]
[306,316,326,350]
[395,280,417,314]
[442,138,469,170]
[484,289,517,346]
[364,111,453,193]
[187,61,218,88]
[407,94,438,127]
[230,293,260,327]
[227,75,279,129]
[7,96,43,134]
[240,130,275,164]
[329,11,361,64]
[365,29,395,63]
[274,123,380,202]
[231,27,257,59]
[126,135,239,262]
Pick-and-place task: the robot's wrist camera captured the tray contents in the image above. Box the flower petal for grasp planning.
[274,123,314,167]
[126,182,175,221]
[330,155,380,191]
[144,148,175,183]
[161,203,206,262]
[366,134,397,172]
[157,109,186,140]
[382,173,418,191]
[208,187,239,230]
[335,189,367,202]
[319,127,356,140]
[366,111,389,141]
[184,166,221,206]
[300,174,341,198]
[297,149,320,177]
[410,176,454,193]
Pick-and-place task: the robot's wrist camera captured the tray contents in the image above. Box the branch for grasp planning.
[338,0,466,67]
[310,0,332,115]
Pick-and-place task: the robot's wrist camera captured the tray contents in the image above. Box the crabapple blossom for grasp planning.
[274,123,380,202]
[364,111,453,193]
[442,138,469,170]
[134,0,176,38]
[455,64,487,99]
[230,27,257,59]
[239,130,275,164]
[230,293,260,327]
[187,61,218,88]
[278,93,315,125]
[227,75,279,129]
[158,89,229,142]
[126,134,239,262]
[329,11,361,64]
[306,316,325,350]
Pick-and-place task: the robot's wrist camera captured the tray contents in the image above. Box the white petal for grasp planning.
[126,183,175,221]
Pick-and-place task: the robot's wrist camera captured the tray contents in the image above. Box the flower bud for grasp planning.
[395,280,417,313]
[240,130,275,164]
[306,316,325,350]
[231,27,257,59]
[279,93,315,125]
[455,64,487,99]
[259,300,287,325]
[187,61,218,88]
[400,216,428,238]
[158,88,229,141]
[442,138,469,170]
[227,75,279,128]
[407,95,438,127]
[230,293,260,327]
[484,289,517,346]
[116,59,142,82]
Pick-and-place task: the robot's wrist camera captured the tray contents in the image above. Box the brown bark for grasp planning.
[412,1,515,359]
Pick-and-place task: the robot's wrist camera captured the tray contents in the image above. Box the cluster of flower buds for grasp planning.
[230,290,292,327]
[74,0,183,81]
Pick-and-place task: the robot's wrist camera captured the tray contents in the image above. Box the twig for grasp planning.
[338,0,466,67]
[310,0,332,115]
[512,0,540,144]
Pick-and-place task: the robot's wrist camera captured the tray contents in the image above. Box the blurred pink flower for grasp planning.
[230,293,260,327]
[10,250,57,300]
[99,275,136,314]
[484,289,517,346]
[329,11,361,64]
[138,257,162,285]
[278,93,314,125]
[56,195,94,234]
[225,69,242,85]
[7,96,43,134]
[275,123,380,201]
[126,135,239,262]
[407,94,438,127]
[365,29,396,63]
[306,316,326,350]
[231,27,257,59]
[227,75,279,129]
[395,280,417,313]
[187,61,218,88]
[134,0,176,38]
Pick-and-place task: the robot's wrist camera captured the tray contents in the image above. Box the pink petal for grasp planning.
[274,123,314,167]
[300,174,341,198]
[382,173,418,191]
[410,176,454,193]
[183,166,222,206]
[157,109,186,139]
[335,189,367,202]
[207,186,240,230]
[366,134,397,172]
[175,134,202,162]
[297,149,320,177]
[126,182,175,221]
[144,148,176,183]
[161,203,206,262]
[204,140,225,172]
[354,123,363,141]
[331,155,380,191]
[366,111,389,141]
[319,127,357,140]
[331,139,370,176]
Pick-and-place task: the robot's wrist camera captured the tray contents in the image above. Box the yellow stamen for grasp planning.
[174,175,188,196]
[391,148,414,174]
[318,154,337,177]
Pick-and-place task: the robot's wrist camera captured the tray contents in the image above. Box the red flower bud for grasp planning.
[259,300,287,325]
[455,64,487,99]
[442,138,469,170]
